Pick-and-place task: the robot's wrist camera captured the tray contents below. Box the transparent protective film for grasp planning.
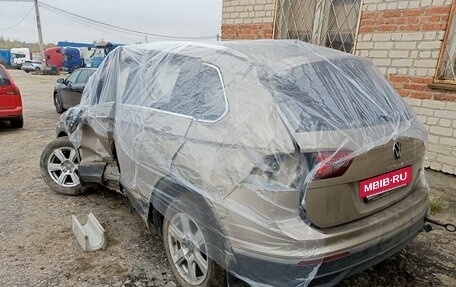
[65,40,428,287]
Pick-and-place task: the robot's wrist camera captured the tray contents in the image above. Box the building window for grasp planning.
[275,0,362,54]
[436,3,456,83]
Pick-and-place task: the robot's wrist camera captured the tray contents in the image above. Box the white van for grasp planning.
[10,48,31,69]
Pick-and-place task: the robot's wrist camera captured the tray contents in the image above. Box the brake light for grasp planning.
[0,85,20,96]
[312,150,353,179]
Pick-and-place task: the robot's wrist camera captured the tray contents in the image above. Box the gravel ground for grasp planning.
[0,69,455,287]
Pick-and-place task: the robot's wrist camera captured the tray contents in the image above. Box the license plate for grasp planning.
[359,166,412,199]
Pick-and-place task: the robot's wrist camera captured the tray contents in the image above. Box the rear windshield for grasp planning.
[263,58,412,132]
[0,68,11,86]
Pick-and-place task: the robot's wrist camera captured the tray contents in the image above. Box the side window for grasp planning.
[0,68,11,86]
[66,70,80,85]
[76,70,91,84]
[119,53,227,122]
[164,63,226,121]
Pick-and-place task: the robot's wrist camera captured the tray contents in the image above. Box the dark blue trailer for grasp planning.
[0,49,11,67]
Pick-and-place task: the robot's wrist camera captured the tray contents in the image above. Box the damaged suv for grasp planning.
[40,40,429,287]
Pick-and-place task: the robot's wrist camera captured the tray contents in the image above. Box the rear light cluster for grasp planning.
[0,85,21,96]
[311,150,353,180]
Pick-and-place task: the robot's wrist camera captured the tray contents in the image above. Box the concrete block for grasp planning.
[374,42,394,49]
[429,162,442,171]
[427,117,439,125]
[372,33,392,41]
[423,31,437,41]
[403,97,422,106]
[440,136,456,146]
[446,102,456,111]
[414,59,438,68]
[392,58,413,67]
[435,110,456,120]
[439,119,452,127]
[395,41,417,49]
[402,33,423,41]
[441,165,454,174]
[357,41,374,49]
[417,41,442,50]
[370,50,388,58]
[422,99,446,109]
[389,50,409,58]
[428,144,451,154]
[408,0,421,8]
[430,126,454,136]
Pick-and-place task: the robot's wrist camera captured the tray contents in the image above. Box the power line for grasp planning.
[40,1,216,41]
[0,5,34,31]
[40,5,143,43]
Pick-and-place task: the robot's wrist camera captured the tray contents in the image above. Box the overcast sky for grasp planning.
[0,0,223,44]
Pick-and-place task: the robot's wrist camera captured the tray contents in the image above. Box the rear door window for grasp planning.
[163,62,226,121]
[0,68,11,86]
[119,54,227,122]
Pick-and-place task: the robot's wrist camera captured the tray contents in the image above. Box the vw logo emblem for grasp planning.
[393,141,401,160]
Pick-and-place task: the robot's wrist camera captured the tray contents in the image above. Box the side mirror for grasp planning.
[57,78,64,84]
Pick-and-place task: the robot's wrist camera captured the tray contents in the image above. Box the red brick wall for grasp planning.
[360,6,451,33]
[388,75,456,101]
[221,23,274,40]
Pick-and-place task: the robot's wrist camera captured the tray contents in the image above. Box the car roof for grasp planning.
[120,40,362,74]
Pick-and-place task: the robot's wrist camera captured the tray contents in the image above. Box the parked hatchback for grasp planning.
[40,41,429,287]
[53,67,96,113]
[0,64,23,128]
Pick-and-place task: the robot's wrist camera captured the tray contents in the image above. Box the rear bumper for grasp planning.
[0,106,22,119]
[231,212,425,287]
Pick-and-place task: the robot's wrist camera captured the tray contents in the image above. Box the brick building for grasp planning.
[221,0,456,174]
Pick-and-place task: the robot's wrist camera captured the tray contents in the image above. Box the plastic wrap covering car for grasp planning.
[64,40,428,287]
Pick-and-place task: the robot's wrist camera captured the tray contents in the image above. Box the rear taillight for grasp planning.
[0,85,20,96]
[312,150,353,180]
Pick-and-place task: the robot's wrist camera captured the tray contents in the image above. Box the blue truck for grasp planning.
[59,41,122,72]
[86,41,121,68]
[62,47,85,73]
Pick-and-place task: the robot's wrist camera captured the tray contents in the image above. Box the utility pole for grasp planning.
[34,0,46,69]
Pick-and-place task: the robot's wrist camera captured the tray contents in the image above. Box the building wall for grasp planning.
[356,0,456,174]
[221,0,276,40]
[220,0,456,174]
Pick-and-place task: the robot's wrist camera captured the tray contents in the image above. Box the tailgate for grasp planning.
[305,137,426,228]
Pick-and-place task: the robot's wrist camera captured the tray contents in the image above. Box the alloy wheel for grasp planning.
[167,212,209,285]
[47,146,80,187]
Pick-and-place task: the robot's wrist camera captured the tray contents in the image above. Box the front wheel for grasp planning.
[163,194,226,287]
[40,136,87,195]
[54,92,64,114]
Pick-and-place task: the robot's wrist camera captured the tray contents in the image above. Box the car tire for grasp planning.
[24,70,30,73]
[54,92,64,114]
[163,193,227,287]
[40,136,87,196]
[10,117,23,129]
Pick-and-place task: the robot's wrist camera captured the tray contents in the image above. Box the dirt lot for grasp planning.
[0,69,455,287]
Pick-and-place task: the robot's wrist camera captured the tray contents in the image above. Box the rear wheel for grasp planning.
[54,92,64,114]
[10,117,23,129]
[40,137,87,195]
[163,193,226,287]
